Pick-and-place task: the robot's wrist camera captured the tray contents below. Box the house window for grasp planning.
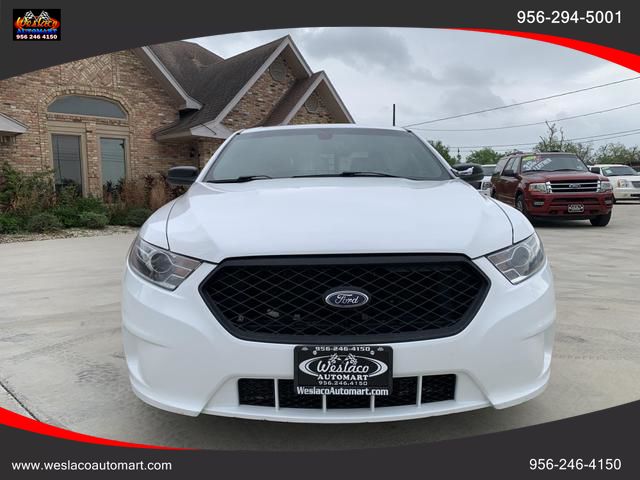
[269,59,286,82]
[48,95,127,119]
[305,93,319,113]
[100,138,126,189]
[52,134,83,193]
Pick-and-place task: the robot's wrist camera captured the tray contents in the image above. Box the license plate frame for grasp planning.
[567,203,585,213]
[294,345,393,395]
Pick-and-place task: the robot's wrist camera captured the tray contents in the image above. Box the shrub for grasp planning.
[0,162,55,214]
[124,208,152,227]
[79,212,108,229]
[0,214,22,234]
[119,179,147,209]
[51,205,82,228]
[25,212,62,233]
[76,196,108,215]
[148,179,169,211]
[106,202,129,225]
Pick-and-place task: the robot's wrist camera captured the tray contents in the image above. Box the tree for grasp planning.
[466,147,502,165]
[593,143,639,165]
[534,122,566,152]
[534,122,593,163]
[428,140,454,164]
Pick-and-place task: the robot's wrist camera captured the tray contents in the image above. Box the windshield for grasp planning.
[600,165,638,176]
[521,154,588,173]
[205,128,451,182]
[481,165,496,176]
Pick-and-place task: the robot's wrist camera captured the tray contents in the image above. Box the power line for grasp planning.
[403,76,640,128]
[411,101,640,132]
[445,127,640,150]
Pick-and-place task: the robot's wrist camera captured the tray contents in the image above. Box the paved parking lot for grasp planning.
[1,203,639,450]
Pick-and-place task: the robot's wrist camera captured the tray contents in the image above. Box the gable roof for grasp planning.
[0,112,27,135]
[148,36,352,140]
[263,72,323,126]
[262,71,353,126]
[148,41,223,99]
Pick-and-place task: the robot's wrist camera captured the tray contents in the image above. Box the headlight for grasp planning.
[128,236,201,290]
[487,233,546,284]
[529,183,549,193]
[617,179,630,188]
[599,180,613,192]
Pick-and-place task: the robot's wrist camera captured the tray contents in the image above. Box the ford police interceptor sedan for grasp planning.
[122,125,555,423]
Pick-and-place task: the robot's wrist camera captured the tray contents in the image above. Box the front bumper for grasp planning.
[525,192,613,217]
[122,257,556,423]
[613,186,640,200]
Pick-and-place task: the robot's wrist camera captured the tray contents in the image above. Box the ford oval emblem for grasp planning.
[324,288,370,308]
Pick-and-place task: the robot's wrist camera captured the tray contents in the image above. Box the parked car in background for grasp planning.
[490,152,614,226]
[589,164,640,202]
[480,164,497,196]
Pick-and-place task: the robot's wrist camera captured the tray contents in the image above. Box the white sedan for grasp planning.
[590,164,640,201]
[122,125,555,423]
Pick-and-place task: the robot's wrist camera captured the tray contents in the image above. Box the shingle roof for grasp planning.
[149,41,223,99]
[262,72,323,126]
[154,37,286,136]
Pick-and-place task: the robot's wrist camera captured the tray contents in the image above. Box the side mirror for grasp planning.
[502,169,515,177]
[590,167,600,174]
[168,166,199,186]
[451,163,484,183]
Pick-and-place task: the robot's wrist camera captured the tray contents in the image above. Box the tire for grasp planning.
[515,193,530,219]
[590,212,611,227]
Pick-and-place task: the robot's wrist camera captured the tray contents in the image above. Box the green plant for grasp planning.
[124,208,152,227]
[76,196,108,215]
[51,205,82,228]
[79,212,108,229]
[0,214,22,234]
[106,202,129,225]
[0,162,55,214]
[25,212,62,233]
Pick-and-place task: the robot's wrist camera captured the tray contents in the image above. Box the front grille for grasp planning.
[632,181,640,188]
[199,255,489,344]
[549,180,598,193]
[238,375,456,409]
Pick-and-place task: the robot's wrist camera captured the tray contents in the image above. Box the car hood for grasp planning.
[162,178,517,263]
[521,170,603,182]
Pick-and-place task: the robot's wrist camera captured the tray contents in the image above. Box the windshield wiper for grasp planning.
[293,171,405,178]
[208,175,273,183]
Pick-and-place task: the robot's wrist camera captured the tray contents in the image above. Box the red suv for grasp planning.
[491,152,614,226]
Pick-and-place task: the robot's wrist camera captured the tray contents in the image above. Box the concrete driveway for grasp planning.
[1,204,639,450]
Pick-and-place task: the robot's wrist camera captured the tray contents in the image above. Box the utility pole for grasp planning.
[392,104,396,126]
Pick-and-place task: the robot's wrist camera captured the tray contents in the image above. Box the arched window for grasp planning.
[48,95,127,119]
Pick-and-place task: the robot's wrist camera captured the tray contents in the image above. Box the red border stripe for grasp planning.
[0,407,185,450]
[457,29,640,73]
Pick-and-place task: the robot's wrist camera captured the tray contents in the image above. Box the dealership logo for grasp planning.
[298,353,388,379]
[324,288,370,308]
[13,9,61,41]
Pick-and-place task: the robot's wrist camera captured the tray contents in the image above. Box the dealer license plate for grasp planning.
[294,345,393,395]
[568,203,584,213]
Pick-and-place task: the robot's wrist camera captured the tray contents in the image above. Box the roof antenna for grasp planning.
[392,104,396,126]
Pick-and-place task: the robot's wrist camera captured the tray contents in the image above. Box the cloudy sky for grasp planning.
[191,28,639,158]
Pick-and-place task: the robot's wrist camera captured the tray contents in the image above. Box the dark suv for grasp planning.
[491,152,614,226]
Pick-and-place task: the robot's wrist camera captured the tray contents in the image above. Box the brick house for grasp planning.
[0,35,353,197]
